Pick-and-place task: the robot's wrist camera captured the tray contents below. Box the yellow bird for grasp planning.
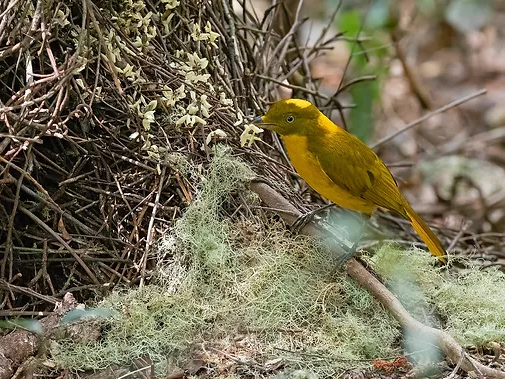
[254,98,446,263]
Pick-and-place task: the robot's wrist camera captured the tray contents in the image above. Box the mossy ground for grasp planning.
[53,148,505,377]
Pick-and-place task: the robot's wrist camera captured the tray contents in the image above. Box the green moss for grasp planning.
[370,245,505,347]
[436,268,505,346]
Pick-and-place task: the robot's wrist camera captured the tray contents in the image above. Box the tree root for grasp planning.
[250,180,505,379]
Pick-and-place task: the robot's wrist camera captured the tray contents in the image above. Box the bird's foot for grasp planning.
[291,203,335,234]
[336,238,362,267]
[334,216,368,267]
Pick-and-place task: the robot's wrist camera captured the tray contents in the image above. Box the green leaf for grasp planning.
[339,10,361,37]
[339,11,369,68]
[348,80,379,143]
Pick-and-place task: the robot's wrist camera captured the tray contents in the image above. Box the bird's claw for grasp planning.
[290,204,335,234]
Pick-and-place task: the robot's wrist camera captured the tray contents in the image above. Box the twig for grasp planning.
[447,221,471,253]
[255,74,354,108]
[140,165,167,288]
[335,1,371,95]
[0,280,59,305]
[337,75,377,94]
[390,29,432,110]
[85,0,123,94]
[266,0,304,68]
[370,89,487,149]
[443,348,465,379]
[18,205,100,286]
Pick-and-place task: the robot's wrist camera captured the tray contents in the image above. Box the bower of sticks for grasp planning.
[1,0,505,378]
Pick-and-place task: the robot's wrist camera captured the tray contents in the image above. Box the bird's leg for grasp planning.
[336,214,371,266]
[291,203,335,234]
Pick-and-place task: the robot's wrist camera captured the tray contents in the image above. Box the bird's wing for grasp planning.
[313,131,406,214]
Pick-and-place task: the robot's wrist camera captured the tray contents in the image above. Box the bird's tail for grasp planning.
[404,204,447,263]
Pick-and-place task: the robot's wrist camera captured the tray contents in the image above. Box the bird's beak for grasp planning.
[252,116,263,124]
[252,115,275,130]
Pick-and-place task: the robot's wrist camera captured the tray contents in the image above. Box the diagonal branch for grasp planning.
[370,89,487,149]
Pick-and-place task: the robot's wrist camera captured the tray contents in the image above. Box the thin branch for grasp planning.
[370,89,487,149]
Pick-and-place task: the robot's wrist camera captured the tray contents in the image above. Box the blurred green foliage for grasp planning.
[337,7,389,143]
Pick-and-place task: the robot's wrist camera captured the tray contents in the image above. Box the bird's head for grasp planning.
[253,99,322,136]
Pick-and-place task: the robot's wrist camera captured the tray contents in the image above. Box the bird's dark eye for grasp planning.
[286,115,295,123]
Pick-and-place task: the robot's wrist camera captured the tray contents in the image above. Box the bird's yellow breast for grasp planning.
[282,134,376,214]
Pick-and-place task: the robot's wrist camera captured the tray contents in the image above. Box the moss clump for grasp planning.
[370,246,505,347]
[436,268,505,346]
